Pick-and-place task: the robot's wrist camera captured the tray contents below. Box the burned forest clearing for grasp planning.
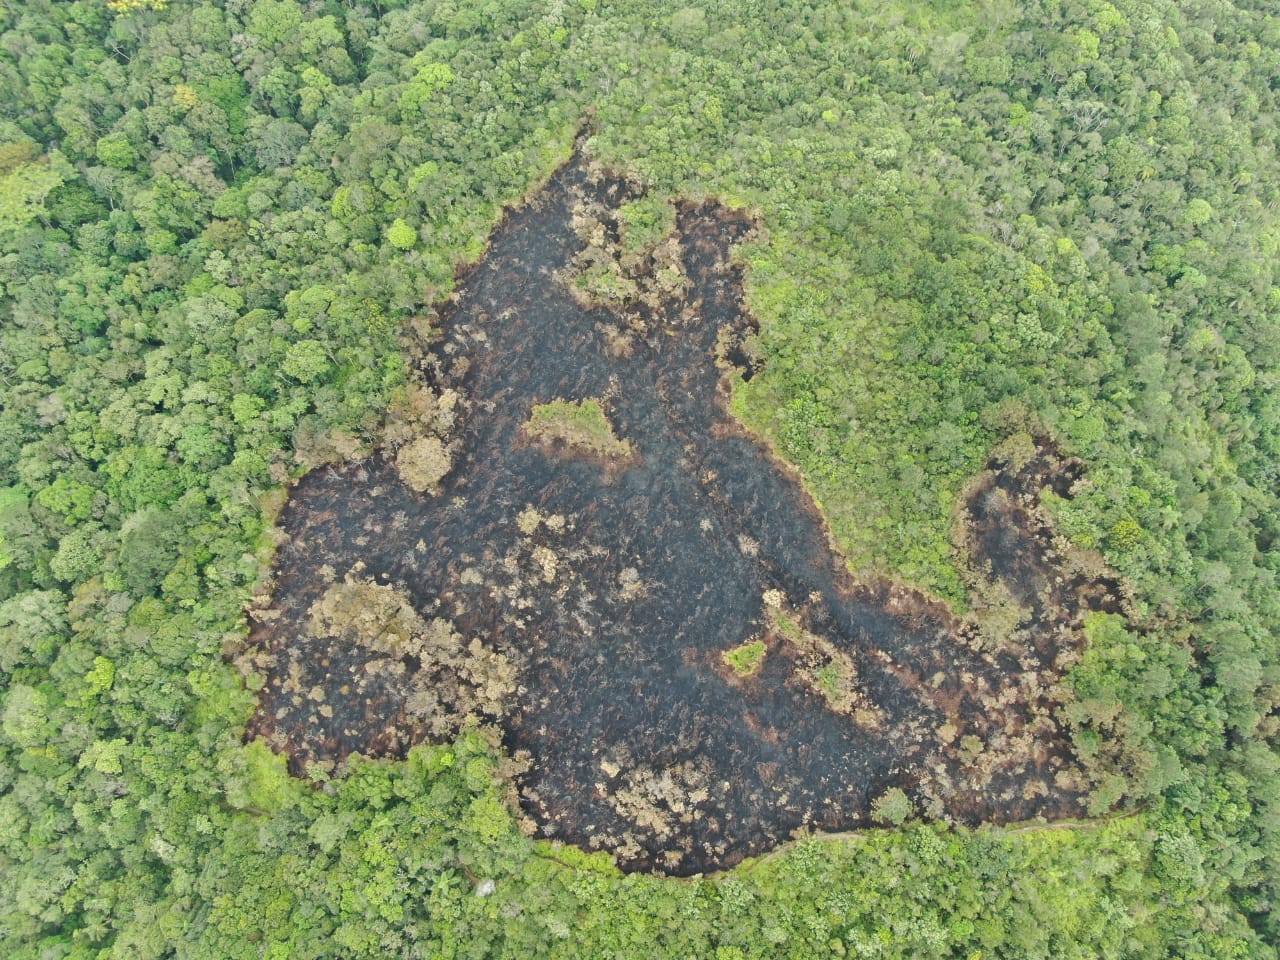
[246,153,1133,874]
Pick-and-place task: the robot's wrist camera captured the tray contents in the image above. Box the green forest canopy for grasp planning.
[0,0,1278,956]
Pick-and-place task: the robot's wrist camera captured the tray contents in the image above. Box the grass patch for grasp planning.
[722,639,767,677]
[773,610,803,642]
[815,664,841,701]
[526,398,633,459]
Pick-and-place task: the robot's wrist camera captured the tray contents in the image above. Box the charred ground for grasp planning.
[242,151,1131,875]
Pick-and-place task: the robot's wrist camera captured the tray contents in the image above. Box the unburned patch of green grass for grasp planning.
[526,398,633,459]
[722,639,766,677]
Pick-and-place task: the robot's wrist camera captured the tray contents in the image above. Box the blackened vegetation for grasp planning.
[242,152,1132,875]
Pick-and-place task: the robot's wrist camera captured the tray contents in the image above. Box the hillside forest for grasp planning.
[1,0,1279,957]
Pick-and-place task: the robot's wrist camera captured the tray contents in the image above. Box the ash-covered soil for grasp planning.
[242,149,1130,875]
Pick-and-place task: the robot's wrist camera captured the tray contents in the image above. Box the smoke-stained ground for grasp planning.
[243,151,1129,875]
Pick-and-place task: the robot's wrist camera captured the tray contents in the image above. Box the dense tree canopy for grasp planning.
[1,0,1278,956]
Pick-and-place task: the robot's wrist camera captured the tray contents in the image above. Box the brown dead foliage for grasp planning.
[308,575,517,739]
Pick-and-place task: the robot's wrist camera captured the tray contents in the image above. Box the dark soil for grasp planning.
[242,148,1132,875]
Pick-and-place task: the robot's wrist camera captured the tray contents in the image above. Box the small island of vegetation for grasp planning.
[721,639,767,678]
[524,398,634,461]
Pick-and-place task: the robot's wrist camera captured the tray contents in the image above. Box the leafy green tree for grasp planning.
[280,339,332,384]
[387,218,416,250]
[871,787,914,826]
